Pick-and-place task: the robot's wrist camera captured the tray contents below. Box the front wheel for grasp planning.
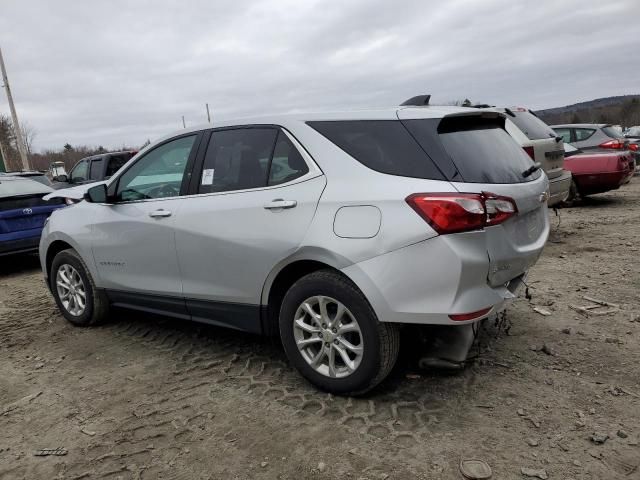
[279,270,399,395]
[50,248,109,326]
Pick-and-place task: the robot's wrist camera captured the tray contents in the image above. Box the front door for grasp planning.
[91,134,200,307]
[175,127,325,332]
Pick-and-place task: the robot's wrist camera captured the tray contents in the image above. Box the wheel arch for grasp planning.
[261,248,355,336]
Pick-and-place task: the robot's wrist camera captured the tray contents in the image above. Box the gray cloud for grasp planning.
[0,0,637,151]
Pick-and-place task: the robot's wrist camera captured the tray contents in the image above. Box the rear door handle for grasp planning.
[263,199,297,210]
[149,209,172,218]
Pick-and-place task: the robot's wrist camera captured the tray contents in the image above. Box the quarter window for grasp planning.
[116,135,196,202]
[268,132,309,186]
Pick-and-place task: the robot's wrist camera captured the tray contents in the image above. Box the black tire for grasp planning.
[279,270,399,396]
[50,248,109,326]
[561,179,579,207]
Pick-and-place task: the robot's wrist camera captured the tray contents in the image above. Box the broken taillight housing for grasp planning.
[406,192,518,235]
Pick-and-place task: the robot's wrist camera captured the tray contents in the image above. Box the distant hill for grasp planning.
[535,95,640,126]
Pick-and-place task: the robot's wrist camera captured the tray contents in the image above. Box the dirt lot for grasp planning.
[1,182,639,480]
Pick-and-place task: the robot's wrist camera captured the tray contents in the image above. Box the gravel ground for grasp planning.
[1,181,639,480]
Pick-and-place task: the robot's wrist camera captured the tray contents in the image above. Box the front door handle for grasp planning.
[149,209,172,218]
[263,199,297,210]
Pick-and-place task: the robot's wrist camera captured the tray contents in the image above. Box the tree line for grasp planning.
[1,113,144,173]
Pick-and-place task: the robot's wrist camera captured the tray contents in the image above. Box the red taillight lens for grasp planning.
[523,146,535,160]
[599,139,625,149]
[406,192,518,234]
[628,143,638,151]
[449,307,492,321]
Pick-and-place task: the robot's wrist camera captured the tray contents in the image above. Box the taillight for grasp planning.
[599,139,625,149]
[629,143,638,151]
[406,192,518,235]
[523,146,535,160]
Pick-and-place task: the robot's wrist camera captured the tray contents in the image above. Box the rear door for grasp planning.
[175,126,325,332]
[399,111,549,287]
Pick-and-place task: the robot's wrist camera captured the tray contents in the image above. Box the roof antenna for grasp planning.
[400,94,431,106]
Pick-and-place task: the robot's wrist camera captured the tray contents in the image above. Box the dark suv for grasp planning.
[55,151,137,187]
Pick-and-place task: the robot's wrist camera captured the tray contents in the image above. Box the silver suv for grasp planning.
[40,102,550,395]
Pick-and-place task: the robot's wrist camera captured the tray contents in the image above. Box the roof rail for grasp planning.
[400,95,431,106]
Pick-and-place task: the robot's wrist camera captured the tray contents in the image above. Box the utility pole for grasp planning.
[206,103,211,123]
[182,115,186,128]
[0,46,29,171]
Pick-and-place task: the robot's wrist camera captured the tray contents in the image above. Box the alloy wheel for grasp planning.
[56,264,87,316]
[293,295,364,378]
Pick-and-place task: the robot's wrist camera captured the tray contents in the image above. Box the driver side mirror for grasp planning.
[85,183,110,204]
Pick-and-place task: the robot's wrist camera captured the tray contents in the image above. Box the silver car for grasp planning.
[40,102,550,394]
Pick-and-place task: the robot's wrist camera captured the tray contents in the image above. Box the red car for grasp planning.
[563,143,634,201]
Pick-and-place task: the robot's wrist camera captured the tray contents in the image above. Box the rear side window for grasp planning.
[89,159,104,180]
[403,116,540,184]
[106,154,130,177]
[508,110,556,140]
[199,128,278,194]
[575,128,595,141]
[307,121,445,180]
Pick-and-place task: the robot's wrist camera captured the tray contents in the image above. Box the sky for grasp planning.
[1,0,638,152]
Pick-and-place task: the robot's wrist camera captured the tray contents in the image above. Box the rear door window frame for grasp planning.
[186,125,321,197]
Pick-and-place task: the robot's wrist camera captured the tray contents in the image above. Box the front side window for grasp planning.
[70,160,88,183]
[575,128,595,141]
[89,159,104,180]
[268,132,309,186]
[553,128,571,143]
[198,128,278,194]
[116,135,196,202]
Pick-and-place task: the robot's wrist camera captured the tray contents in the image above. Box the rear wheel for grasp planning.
[279,270,399,395]
[50,249,109,326]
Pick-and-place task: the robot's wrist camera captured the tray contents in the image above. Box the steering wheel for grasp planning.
[147,183,180,198]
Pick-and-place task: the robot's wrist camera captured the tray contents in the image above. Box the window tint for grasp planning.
[198,128,277,194]
[106,154,131,177]
[307,120,445,180]
[403,117,540,184]
[553,128,571,143]
[89,158,104,180]
[116,135,196,202]
[575,128,595,141]
[268,132,309,186]
[70,160,88,183]
[508,110,556,140]
[602,126,623,139]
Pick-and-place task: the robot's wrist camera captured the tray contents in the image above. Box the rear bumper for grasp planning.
[341,232,536,326]
[574,170,630,195]
[0,236,40,256]
[547,170,572,206]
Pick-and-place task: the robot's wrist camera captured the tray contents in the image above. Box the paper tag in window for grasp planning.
[201,168,214,185]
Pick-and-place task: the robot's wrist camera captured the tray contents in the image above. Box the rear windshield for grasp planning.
[404,117,540,184]
[307,120,445,180]
[508,110,556,140]
[602,126,623,139]
[0,178,52,199]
